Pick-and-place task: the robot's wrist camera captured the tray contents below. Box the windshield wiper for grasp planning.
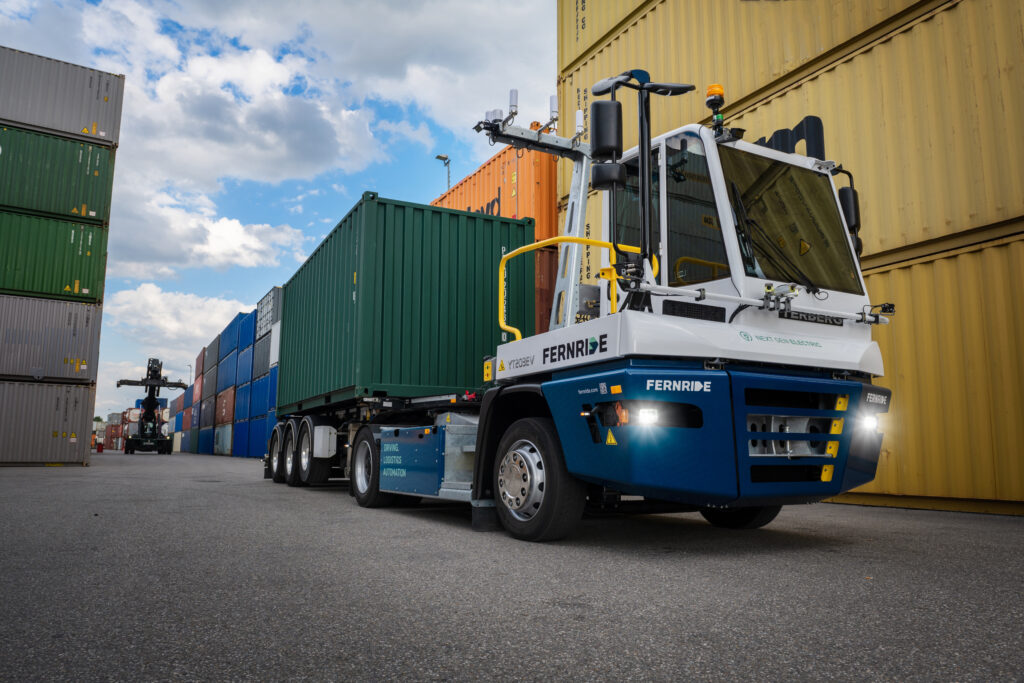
[729,182,820,294]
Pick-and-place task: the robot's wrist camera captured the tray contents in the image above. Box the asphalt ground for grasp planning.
[0,453,1021,682]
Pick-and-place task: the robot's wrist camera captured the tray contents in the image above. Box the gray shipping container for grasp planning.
[0,382,94,463]
[213,423,232,455]
[0,46,124,147]
[200,395,216,428]
[256,286,281,339]
[0,294,101,382]
[202,366,217,400]
[204,335,220,372]
[252,334,271,378]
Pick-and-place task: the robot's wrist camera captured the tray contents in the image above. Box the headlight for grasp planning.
[858,415,878,432]
[637,408,659,425]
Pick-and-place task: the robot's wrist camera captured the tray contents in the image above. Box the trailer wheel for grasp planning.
[284,426,304,486]
[298,424,330,485]
[700,505,782,529]
[269,429,286,483]
[351,428,394,508]
[493,417,586,542]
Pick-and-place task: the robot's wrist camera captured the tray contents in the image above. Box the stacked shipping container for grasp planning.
[0,46,123,465]
[554,0,1024,512]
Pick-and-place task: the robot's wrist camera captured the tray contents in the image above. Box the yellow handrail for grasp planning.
[669,256,729,287]
[499,236,658,341]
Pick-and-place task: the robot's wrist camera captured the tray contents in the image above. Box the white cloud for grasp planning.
[376,119,435,151]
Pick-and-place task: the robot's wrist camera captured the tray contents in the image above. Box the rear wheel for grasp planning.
[351,427,394,508]
[284,426,303,486]
[298,425,331,485]
[269,429,285,483]
[493,417,586,542]
[700,505,782,529]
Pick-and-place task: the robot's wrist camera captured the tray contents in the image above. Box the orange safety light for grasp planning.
[706,83,724,98]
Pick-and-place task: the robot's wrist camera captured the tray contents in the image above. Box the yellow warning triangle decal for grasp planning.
[71,207,79,214]
[800,239,811,255]
[81,127,90,134]
[63,285,72,291]
[605,429,617,446]
[498,360,505,371]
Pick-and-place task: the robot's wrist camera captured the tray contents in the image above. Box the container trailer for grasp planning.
[263,74,894,541]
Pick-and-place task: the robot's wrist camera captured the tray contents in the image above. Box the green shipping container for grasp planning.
[0,211,107,302]
[0,125,115,224]
[277,192,535,415]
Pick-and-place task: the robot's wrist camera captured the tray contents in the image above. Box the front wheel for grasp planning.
[350,427,394,508]
[700,505,782,529]
[493,417,586,542]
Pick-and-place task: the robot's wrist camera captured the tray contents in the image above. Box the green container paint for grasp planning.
[0,211,107,302]
[277,192,535,415]
[0,125,115,224]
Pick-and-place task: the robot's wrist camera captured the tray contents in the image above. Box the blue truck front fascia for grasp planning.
[541,359,884,507]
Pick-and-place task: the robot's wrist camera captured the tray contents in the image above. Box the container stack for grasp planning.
[180,382,194,452]
[213,313,245,454]
[249,287,281,459]
[199,338,218,454]
[0,46,124,465]
[231,310,256,458]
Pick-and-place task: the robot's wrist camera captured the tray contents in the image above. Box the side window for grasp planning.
[665,134,730,286]
[613,149,660,255]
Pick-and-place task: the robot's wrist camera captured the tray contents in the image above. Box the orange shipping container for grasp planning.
[432,140,557,240]
[433,135,559,333]
[215,387,234,426]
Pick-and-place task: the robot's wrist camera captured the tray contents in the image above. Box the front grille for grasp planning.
[751,465,823,483]
[663,300,726,323]
[743,386,849,458]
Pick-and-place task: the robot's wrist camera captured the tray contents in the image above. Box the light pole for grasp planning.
[435,154,451,192]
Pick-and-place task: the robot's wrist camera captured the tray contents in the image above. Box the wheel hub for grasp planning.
[497,439,545,521]
[301,434,311,472]
[285,438,293,475]
[354,441,371,494]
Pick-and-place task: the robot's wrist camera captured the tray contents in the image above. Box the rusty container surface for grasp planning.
[215,387,235,426]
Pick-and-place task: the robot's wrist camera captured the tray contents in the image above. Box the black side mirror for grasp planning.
[591,162,626,191]
[590,100,622,161]
[839,186,860,233]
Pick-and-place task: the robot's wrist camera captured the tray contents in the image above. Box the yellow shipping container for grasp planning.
[855,233,1024,506]
[558,0,1024,256]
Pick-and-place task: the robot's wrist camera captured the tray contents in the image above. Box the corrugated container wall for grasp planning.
[256,287,281,339]
[238,310,256,350]
[198,427,214,455]
[236,345,253,386]
[0,212,107,302]
[0,46,124,146]
[234,382,250,421]
[432,144,557,241]
[277,192,535,415]
[201,365,217,400]
[252,335,271,379]
[555,0,1024,509]
[0,382,94,463]
[217,351,236,393]
[203,336,220,371]
[0,126,115,224]
[215,388,234,426]
[232,420,249,458]
[219,312,244,360]
[0,295,101,383]
[195,347,205,378]
[214,424,232,455]
[199,396,215,428]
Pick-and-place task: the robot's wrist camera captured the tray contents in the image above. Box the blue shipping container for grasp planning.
[238,310,256,351]
[250,374,269,418]
[198,427,214,455]
[217,350,237,393]
[180,429,191,453]
[234,381,250,421]
[136,398,168,409]
[219,312,245,360]
[190,403,201,429]
[236,345,253,386]
[174,412,183,432]
[184,384,193,408]
[268,365,278,411]
[233,419,249,457]
[248,415,267,458]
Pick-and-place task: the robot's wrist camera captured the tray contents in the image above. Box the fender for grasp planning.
[472,384,550,500]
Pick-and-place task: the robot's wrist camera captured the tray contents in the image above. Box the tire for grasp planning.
[350,427,395,508]
[298,424,331,485]
[700,505,782,529]
[269,428,286,483]
[493,417,586,542]
[283,424,304,486]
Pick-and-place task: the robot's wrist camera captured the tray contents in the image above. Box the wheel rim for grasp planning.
[497,438,545,522]
[353,440,371,494]
[270,435,280,472]
[285,435,294,476]
[300,432,311,473]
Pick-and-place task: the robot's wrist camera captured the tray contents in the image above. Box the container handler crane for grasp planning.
[117,358,186,454]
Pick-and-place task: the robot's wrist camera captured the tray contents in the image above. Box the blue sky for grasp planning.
[0,0,556,416]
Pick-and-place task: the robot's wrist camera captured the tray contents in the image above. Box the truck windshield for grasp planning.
[717,145,863,295]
